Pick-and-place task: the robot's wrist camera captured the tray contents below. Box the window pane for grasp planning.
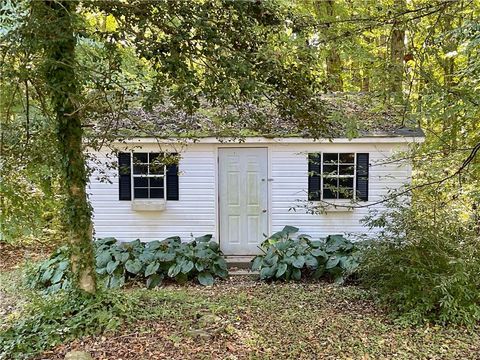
[323,164,337,175]
[134,177,148,187]
[339,165,354,175]
[150,153,161,161]
[339,177,354,188]
[323,153,338,163]
[133,164,147,175]
[149,177,164,188]
[338,188,354,199]
[149,162,164,175]
[134,188,148,199]
[323,177,337,199]
[339,153,354,163]
[133,153,148,163]
[150,188,164,199]
[338,178,354,199]
[132,153,148,174]
[149,153,164,175]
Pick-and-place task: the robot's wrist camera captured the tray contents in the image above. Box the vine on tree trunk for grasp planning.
[36,0,96,293]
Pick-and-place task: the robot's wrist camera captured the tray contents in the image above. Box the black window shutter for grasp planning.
[356,153,369,201]
[118,152,131,200]
[166,154,179,201]
[308,153,321,201]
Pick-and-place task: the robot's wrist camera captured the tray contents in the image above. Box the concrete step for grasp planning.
[225,256,254,270]
[228,268,259,278]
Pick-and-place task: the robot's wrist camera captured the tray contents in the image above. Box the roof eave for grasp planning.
[112,135,425,145]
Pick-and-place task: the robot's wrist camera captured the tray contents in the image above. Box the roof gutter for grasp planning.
[113,136,425,145]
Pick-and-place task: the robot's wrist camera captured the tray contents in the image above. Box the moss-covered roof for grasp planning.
[92,93,424,140]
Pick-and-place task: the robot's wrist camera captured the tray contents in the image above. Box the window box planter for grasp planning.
[131,199,166,211]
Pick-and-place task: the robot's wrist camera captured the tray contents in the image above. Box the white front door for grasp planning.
[218,148,268,255]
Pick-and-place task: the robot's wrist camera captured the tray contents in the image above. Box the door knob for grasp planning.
[262,209,267,213]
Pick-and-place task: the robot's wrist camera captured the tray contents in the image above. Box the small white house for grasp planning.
[87,105,424,256]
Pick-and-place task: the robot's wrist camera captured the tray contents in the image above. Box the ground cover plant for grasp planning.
[2,268,480,360]
[252,226,360,284]
[27,235,228,293]
[0,289,138,360]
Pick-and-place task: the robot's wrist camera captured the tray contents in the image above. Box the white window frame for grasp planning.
[320,152,356,201]
[130,152,167,200]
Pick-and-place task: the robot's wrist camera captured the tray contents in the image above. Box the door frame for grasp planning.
[215,146,271,255]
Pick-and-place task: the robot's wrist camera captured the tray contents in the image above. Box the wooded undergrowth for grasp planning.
[361,198,480,325]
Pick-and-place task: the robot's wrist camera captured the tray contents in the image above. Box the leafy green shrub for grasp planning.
[28,234,228,293]
[94,237,145,288]
[26,246,72,294]
[95,234,228,287]
[360,199,480,325]
[143,234,228,286]
[252,226,360,283]
[0,290,138,359]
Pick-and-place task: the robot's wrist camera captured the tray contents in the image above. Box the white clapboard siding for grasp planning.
[268,143,410,238]
[88,144,217,242]
[87,140,413,242]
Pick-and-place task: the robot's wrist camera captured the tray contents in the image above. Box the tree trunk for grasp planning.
[37,1,96,293]
[351,60,362,91]
[361,36,372,92]
[390,0,406,96]
[326,50,343,91]
[440,12,458,150]
[326,1,343,91]
[315,0,343,91]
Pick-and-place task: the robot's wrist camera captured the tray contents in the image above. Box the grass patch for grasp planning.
[0,268,36,331]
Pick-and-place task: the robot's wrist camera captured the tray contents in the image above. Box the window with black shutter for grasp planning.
[322,153,355,200]
[132,152,165,199]
[307,152,369,201]
[118,152,179,201]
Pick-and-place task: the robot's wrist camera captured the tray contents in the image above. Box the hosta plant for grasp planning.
[310,234,361,284]
[134,234,228,287]
[28,234,228,293]
[95,234,228,288]
[94,237,146,288]
[251,226,360,284]
[26,246,72,293]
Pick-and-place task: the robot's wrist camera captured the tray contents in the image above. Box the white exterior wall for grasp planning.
[269,142,409,238]
[88,143,217,242]
[88,138,417,242]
